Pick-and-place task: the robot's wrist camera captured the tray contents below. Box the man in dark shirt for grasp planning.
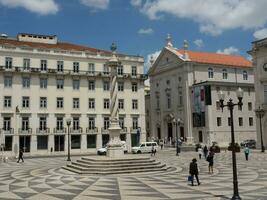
[17,149,24,163]
[189,158,200,186]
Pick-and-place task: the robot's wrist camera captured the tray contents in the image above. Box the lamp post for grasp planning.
[218,87,243,200]
[173,118,181,156]
[66,118,72,161]
[255,107,265,152]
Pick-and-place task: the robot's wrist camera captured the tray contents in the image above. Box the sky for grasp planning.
[1,0,267,73]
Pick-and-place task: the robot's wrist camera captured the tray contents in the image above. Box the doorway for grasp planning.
[19,136,31,152]
[157,127,161,139]
[54,135,65,151]
[168,123,173,140]
[199,131,203,143]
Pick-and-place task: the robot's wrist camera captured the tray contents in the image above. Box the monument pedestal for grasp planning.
[107,120,123,158]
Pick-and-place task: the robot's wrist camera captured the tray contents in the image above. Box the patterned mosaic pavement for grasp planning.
[1,149,267,200]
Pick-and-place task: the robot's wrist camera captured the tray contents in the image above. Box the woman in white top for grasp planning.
[198,147,203,159]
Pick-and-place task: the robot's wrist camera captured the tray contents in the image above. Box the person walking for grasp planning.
[207,151,214,174]
[198,146,203,159]
[203,145,208,159]
[151,145,156,156]
[189,158,200,186]
[17,149,24,163]
[159,140,163,150]
[244,146,250,161]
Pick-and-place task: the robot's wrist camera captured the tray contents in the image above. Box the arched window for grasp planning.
[243,71,248,80]
[208,68,213,78]
[222,69,228,79]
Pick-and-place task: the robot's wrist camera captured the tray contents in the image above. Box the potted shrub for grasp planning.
[211,142,221,153]
[228,143,240,152]
[195,143,201,152]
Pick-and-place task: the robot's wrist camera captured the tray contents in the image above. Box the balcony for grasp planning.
[53,128,66,133]
[120,127,127,133]
[36,128,50,134]
[130,127,138,132]
[86,127,98,133]
[101,127,109,133]
[18,128,32,134]
[70,127,83,133]
[0,128,14,134]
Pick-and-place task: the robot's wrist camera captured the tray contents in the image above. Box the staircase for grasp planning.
[62,156,173,175]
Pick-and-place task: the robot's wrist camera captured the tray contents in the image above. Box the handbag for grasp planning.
[187,175,193,182]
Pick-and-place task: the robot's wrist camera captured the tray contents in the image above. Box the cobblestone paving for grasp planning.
[0,149,267,200]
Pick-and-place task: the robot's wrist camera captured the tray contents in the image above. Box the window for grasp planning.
[132,99,138,109]
[222,69,228,79]
[117,65,123,75]
[56,117,64,130]
[3,117,11,130]
[5,57,12,69]
[88,117,95,130]
[87,135,96,148]
[216,101,221,110]
[88,98,95,109]
[119,116,124,128]
[167,93,171,109]
[103,64,109,74]
[39,117,47,130]
[132,117,138,129]
[243,71,248,80]
[217,117,222,126]
[71,135,81,149]
[238,117,243,126]
[248,102,252,111]
[156,96,160,109]
[4,136,12,151]
[208,68,214,78]
[132,83,137,92]
[22,117,29,131]
[40,97,47,108]
[73,80,80,90]
[57,61,64,72]
[22,96,30,108]
[40,60,47,71]
[23,59,30,70]
[37,136,48,150]
[104,117,110,129]
[88,80,95,90]
[249,117,253,126]
[73,62,79,72]
[166,80,170,85]
[40,78,47,89]
[104,99,110,109]
[228,117,231,126]
[118,99,124,109]
[118,82,124,91]
[4,96,11,107]
[178,88,183,105]
[56,79,64,89]
[88,63,95,74]
[73,98,80,109]
[131,66,137,76]
[4,76,12,87]
[264,85,267,103]
[103,81,110,91]
[57,97,64,108]
[22,77,30,88]
[73,117,80,130]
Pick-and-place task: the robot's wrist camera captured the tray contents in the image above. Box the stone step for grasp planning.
[78,158,155,166]
[81,156,151,163]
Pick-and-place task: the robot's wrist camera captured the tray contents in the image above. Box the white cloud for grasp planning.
[138,28,154,35]
[131,0,142,7]
[0,0,58,15]
[193,39,204,48]
[80,0,109,10]
[131,0,267,36]
[253,28,267,40]
[217,46,239,55]
[145,50,161,73]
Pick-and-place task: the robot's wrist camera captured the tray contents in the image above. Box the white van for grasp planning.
[97,141,128,155]
[132,142,158,154]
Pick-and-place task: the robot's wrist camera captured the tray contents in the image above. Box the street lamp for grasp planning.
[173,118,181,156]
[218,87,243,200]
[255,107,265,152]
[66,118,72,161]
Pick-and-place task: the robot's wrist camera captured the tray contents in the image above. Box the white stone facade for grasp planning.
[148,37,256,146]
[0,33,146,157]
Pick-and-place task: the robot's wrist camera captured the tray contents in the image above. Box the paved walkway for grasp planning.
[0,150,267,200]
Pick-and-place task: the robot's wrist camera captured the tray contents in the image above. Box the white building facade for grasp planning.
[0,33,146,156]
[249,37,267,149]
[148,36,256,146]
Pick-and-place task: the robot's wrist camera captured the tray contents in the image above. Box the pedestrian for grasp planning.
[17,149,24,163]
[203,145,208,159]
[244,146,250,161]
[159,139,163,150]
[189,158,200,186]
[198,146,203,159]
[206,151,214,174]
[151,145,156,156]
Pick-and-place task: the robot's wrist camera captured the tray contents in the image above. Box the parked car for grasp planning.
[97,141,128,155]
[240,139,256,149]
[132,142,158,154]
[228,142,241,152]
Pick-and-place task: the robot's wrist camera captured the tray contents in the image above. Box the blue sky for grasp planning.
[1,0,267,72]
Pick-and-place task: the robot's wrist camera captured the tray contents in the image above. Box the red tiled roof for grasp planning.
[177,50,252,68]
[0,38,111,54]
